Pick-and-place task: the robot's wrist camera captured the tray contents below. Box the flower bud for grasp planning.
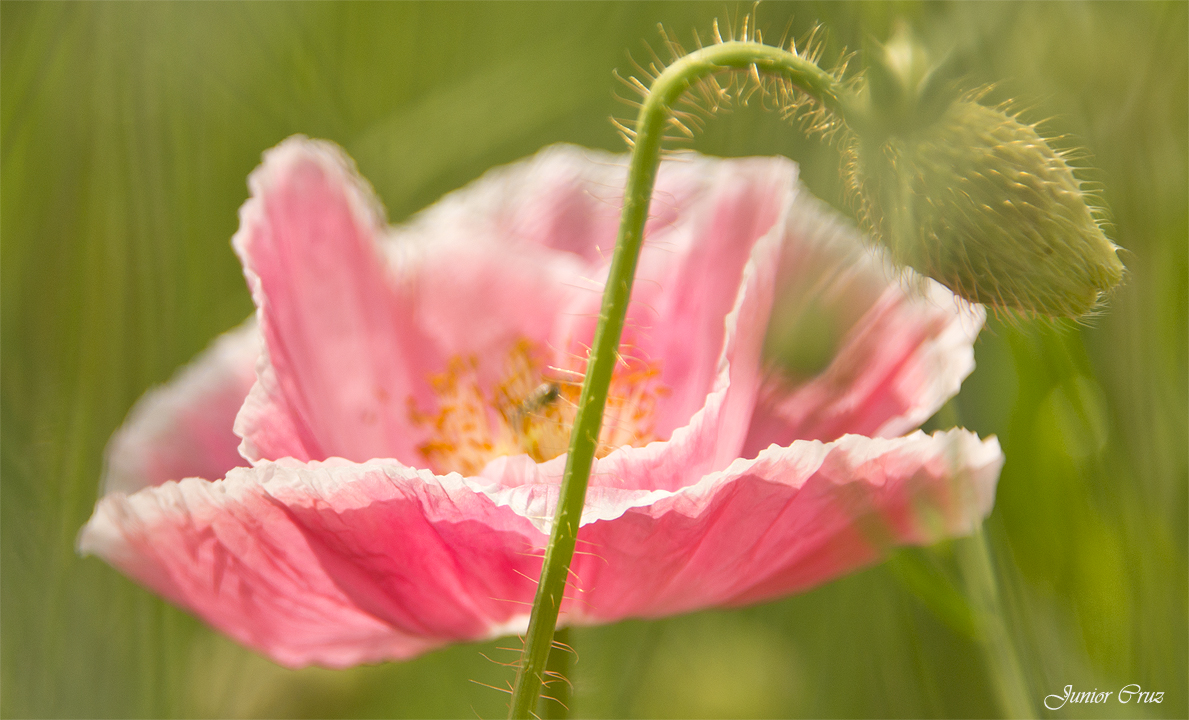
[847,26,1124,318]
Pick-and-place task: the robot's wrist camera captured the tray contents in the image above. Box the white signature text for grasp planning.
[1045,684,1164,711]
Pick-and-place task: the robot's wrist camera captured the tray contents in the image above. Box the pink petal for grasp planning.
[102,320,259,494]
[741,195,984,457]
[404,145,627,265]
[549,155,797,444]
[233,138,441,465]
[78,429,999,667]
[563,429,1002,623]
[232,143,645,467]
[389,145,784,443]
[78,460,545,668]
[233,141,799,480]
[389,148,606,366]
[408,145,699,266]
[478,176,787,494]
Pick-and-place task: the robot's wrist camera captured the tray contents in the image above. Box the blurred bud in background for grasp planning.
[844,24,1125,318]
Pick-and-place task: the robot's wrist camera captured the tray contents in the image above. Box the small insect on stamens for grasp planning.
[508,382,567,462]
[529,382,562,409]
[513,382,562,428]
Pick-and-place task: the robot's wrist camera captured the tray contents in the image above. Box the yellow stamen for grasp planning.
[409,339,665,476]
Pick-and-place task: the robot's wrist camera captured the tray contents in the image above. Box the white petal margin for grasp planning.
[561,428,1004,623]
[77,428,999,666]
[77,466,450,668]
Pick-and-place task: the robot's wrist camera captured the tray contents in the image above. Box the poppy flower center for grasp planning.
[409,339,667,476]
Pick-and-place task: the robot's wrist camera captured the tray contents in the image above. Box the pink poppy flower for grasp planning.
[79,137,1002,669]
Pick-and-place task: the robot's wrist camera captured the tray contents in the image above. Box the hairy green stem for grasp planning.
[539,626,573,718]
[507,40,858,718]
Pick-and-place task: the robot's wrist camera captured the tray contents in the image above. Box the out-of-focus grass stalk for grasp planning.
[932,400,1034,718]
[957,528,1035,718]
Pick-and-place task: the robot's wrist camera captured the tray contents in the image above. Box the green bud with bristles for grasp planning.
[846,26,1124,317]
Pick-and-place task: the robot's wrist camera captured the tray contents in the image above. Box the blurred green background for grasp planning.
[2,2,1185,717]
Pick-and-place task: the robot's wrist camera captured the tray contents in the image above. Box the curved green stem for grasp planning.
[506,40,859,719]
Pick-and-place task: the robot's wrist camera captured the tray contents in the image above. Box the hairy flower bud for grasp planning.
[846,100,1124,317]
[847,25,1124,318]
